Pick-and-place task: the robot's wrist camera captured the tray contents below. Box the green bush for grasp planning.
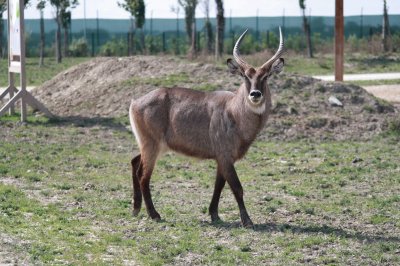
[99,38,127,56]
[224,30,279,55]
[146,35,167,54]
[69,38,88,57]
[392,33,400,52]
[388,118,400,136]
[286,34,305,53]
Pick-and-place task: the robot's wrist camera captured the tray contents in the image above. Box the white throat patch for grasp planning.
[246,101,266,115]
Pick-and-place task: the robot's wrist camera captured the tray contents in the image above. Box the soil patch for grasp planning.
[33,56,398,140]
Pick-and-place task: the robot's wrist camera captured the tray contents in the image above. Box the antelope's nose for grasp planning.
[250,90,262,99]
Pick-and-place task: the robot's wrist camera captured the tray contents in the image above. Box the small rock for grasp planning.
[263,195,274,202]
[286,106,298,115]
[84,183,95,190]
[352,157,363,164]
[328,96,343,107]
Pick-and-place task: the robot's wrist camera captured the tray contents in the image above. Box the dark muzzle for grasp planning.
[249,90,262,99]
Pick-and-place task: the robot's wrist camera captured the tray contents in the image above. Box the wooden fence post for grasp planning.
[335,0,344,82]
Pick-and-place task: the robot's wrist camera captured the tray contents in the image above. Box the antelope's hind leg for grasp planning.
[131,154,143,216]
[139,144,161,221]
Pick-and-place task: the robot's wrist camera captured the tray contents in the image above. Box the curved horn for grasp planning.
[233,29,252,70]
[261,27,285,71]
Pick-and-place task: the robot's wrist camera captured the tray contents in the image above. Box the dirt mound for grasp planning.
[33,56,398,140]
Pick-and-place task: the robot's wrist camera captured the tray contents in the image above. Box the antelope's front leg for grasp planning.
[218,161,254,228]
[209,167,226,222]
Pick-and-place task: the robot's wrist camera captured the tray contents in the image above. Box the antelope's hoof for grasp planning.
[210,213,222,223]
[150,212,162,222]
[132,209,141,216]
[242,219,254,229]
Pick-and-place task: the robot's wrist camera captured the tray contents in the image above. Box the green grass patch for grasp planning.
[0,57,90,87]
[283,53,400,76]
[0,118,400,265]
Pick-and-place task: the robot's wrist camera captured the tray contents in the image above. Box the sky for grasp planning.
[4,0,400,20]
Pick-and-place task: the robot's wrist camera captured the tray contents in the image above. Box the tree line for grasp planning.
[0,0,225,64]
[0,0,78,64]
[0,0,395,64]
[298,0,393,58]
[119,0,225,60]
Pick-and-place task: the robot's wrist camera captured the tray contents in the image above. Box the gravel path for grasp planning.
[363,84,400,103]
[313,72,400,103]
[313,72,400,81]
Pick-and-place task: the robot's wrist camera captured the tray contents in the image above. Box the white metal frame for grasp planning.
[0,0,53,122]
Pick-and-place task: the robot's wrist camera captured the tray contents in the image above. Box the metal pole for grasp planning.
[84,0,87,40]
[150,10,153,36]
[335,0,344,82]
[162,32,166,52]
[176,9,179,54]
[282,9,285,37]
[19,0,27,121]
[96,9,99,53]
[229,9,232,33]
[256,9,259,42]
[360,8,363,38]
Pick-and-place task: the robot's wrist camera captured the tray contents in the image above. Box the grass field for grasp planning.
[1,115,399,265]
[1,53,400,264]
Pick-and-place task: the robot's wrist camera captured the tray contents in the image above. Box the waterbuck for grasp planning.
[129,28,285,228]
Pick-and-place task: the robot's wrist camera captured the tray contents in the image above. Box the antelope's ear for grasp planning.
[227,58,244,76]
[270,58,285,75]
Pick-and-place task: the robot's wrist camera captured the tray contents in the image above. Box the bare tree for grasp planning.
[61,9,71,57]
[170,5,180,54]
[0,0,6,58]
[178,0,198,59]
[119,0,146,53]
[202,0,212,54]
[382,0,391,52]
[37,0,46,66]
[299,0,313,58]
[215,0,224,59]
[49,0,78,63]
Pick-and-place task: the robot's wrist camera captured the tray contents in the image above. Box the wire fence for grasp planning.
[1,15,400,58]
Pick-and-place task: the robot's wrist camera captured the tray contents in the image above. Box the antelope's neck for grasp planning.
[228,84,271,143]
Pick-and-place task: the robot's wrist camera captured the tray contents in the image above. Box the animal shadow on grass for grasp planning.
[207,220,400,244]
[35,115,130,132]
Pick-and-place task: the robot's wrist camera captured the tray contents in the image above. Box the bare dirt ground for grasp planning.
[313,72,400,81]
[0,233,31,265]
[31,56,398,141]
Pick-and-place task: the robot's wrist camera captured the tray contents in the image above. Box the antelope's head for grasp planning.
[227,28,285,108]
